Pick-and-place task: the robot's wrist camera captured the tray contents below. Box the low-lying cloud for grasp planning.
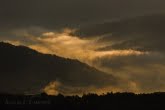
[4,28,148,65]
[2,14,165,94]
[2,26,162,94]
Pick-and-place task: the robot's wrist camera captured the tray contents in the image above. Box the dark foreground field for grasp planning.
[0,92,165,110]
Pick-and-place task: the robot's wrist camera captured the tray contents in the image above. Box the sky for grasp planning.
[1,0,165,95]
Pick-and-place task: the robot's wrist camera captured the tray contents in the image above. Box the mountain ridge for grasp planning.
[0,42,117,95]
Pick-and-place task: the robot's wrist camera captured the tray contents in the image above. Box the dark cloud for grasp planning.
[1,0,165,31]
[76,14,165,52]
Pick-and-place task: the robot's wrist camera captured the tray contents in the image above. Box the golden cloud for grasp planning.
[43,81,61,95]
[18,29,148,66]
[5,28,162,95]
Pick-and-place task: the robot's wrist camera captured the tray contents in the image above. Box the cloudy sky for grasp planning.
[1,0,165,94]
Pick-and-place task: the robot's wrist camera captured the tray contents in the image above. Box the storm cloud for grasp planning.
[1,0,165,30]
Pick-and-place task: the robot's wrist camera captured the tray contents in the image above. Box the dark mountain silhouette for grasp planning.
[0,42,117,94]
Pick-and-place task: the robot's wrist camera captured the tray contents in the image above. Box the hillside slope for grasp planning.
[0,42,117,94]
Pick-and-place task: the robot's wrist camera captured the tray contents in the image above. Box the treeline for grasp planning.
[0,92,165,110]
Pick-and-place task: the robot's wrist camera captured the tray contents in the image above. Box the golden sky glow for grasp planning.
[3,28,165,95]
[23,29,149,65]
